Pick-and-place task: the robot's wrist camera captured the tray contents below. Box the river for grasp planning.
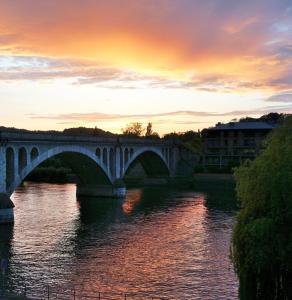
[0,182,238,299]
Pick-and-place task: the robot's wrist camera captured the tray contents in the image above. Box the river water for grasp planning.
[0,182,238,299]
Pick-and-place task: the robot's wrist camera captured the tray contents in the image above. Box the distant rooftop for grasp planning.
[208,121,276,131]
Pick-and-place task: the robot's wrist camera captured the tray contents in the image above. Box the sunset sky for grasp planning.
[0,0,292,134]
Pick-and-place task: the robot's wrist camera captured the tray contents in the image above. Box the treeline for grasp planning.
[0,125,116,138]
[26,157,76,183]
[1,112,287,138]
[235,112,287,124]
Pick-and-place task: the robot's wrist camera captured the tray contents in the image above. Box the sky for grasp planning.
[0,0,292,134]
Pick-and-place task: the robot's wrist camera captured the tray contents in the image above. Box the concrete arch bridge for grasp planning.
[0,131,194,223]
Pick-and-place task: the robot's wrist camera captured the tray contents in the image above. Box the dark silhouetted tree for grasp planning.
[145,122,160,138]
[232,116,292,299]
[145,122,153,137]
[122,122,144,137]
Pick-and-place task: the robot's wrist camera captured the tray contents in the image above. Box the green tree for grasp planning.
[164,130,202,153]
[122,122,144,137]
[232,117,292,299]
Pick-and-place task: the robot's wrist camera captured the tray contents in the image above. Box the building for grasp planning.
[201,121,276,169]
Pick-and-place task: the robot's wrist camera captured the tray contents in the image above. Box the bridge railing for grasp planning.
[1,283,172,300]
[0,131,176,146]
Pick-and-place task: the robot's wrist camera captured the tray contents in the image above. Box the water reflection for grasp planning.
[2,182,238,299]
[0,224,13,258]
[122,189,143,215]
[77,197,123,225]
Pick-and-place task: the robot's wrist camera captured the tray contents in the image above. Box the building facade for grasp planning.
[202,121,276,169]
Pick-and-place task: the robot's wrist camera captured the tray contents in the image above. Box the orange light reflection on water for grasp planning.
[122,189,143,215]
[71,190,212,297]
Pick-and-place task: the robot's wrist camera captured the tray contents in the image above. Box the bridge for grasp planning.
[0,131,193,223]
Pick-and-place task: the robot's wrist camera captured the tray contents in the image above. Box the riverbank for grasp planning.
[193,172,235,188]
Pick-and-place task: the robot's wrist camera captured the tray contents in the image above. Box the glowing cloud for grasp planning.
[0,0,291,132]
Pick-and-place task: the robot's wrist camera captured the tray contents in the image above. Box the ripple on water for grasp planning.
[0,182,239,299]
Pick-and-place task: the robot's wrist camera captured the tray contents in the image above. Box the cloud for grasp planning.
[30,105,292,123]
[0,55,123,81]
[266,92,292,103]
[0,55,285,94]
[30,111,215,122]
[0,0,291,92]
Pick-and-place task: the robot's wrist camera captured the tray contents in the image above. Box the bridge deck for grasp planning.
[0,131,175,145]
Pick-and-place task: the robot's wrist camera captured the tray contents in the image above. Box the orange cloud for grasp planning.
[0,0,291,91]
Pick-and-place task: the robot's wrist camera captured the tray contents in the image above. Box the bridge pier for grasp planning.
[0,193,14,224]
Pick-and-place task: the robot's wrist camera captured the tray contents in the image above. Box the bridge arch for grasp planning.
[8,145,113,196]
[123,147,170,178]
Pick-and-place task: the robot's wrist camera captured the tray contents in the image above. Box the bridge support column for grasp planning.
[115,147,121,179]
[0,148,13,224]
[76,180,126,198]
[0,146,6,193]
[0,193,14,224]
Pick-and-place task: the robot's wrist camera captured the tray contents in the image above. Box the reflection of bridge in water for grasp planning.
[0,132,194,223]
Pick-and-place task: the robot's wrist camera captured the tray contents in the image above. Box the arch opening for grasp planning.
[124,148,129,165]
[102,148,107,166]
[56,152,111,186]
[18,147,27,175]
[96,148,101,159]
[124,151,170,180]
[8,149,113,196]
[30,147,39,161]
[119,148,123,177]
[109,148,115,177]
[130,148,134,158]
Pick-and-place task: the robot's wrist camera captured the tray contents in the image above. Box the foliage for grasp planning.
[232,117,292,299]
[164,130,202,153]
[122,122,145,137]
[63,126,116,137]
[27,157,75,183]
[239,112,287,124]
[26,166,73,183]
[145,122,153,136]
[145,122,160,138]
[0,125,116,137]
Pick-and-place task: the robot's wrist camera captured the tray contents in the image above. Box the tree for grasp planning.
[145,122,153,137]
[145,122,160,138]
[232,116,292,299]
[122,122,144,137]
[164,130,202,153]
